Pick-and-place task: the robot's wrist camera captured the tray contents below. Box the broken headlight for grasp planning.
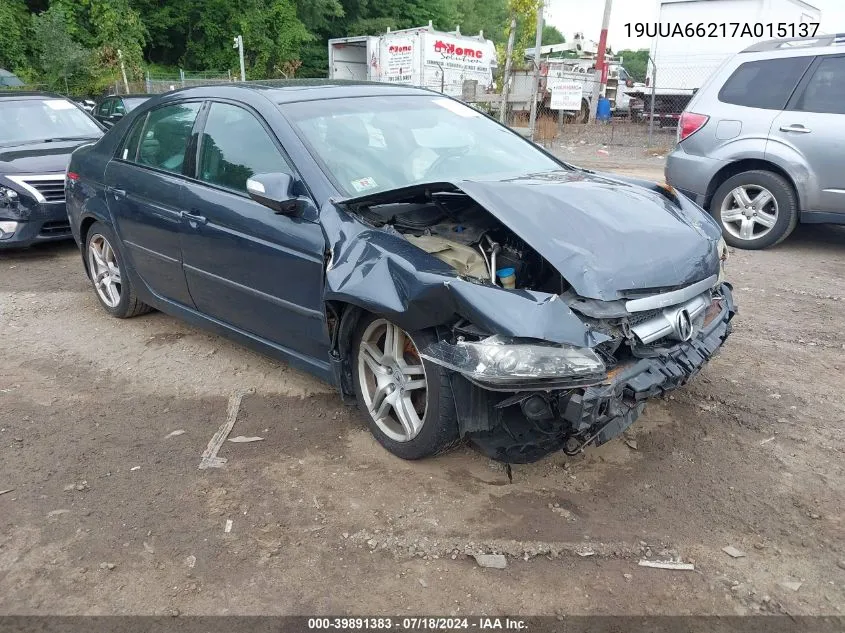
[0,186,20,208]
[420,335,606,390]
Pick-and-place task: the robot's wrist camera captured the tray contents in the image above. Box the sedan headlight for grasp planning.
[420,335,606,390]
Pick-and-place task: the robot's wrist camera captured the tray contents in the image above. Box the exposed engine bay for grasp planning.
[337,181,735,464]
[358,191,565,293]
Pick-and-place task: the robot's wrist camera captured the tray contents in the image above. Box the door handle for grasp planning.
[181,209,208,225]
[779,124,811,133]
[107,187,126,199]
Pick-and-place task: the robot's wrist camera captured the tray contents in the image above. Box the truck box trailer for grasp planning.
[328,24,497,97]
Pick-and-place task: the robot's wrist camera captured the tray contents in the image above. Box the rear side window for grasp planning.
[198,102,291,193]
[119,113,148,162]
[136,103,202,174]
[718,57,813,109]
[98,100,113,116]
[792,55,845,115]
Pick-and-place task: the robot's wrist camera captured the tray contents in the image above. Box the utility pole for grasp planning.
[596,0,613,97]
[527,0,545,141]
[233,35,246,82]
[117,49,130,94]
[498,17,517,124]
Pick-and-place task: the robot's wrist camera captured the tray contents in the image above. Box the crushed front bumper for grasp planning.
[0,203,72,249]
[564,283,735,446]
[453,283,736,463]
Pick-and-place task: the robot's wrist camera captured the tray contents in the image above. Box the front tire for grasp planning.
[351,314,459,460]
[85,221,151,318]
[710,170,798,250]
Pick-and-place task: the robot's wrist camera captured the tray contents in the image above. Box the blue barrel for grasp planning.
[596,97,611,122]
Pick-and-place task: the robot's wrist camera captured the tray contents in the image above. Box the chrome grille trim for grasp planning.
[7,174,67,204]
[624,274,718,313]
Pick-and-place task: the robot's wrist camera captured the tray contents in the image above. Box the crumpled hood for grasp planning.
[458,170,722,301]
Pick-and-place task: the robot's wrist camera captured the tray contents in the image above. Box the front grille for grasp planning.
[22,176,66,203]
[626,308,662,327]
[39,220,71,237]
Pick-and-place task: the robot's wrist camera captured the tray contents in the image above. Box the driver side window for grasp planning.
[136,102,202,174]
[198,102,291,193]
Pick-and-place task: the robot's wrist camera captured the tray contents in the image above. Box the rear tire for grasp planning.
[710,170,798,250]
[85,221,151,318]
[351,314,459,460]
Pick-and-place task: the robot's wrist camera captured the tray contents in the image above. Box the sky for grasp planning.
[544,0,845,52]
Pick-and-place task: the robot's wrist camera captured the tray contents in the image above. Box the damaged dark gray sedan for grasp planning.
[66,83,735,463]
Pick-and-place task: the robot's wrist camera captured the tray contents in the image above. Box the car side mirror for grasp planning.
[246,173,300,215]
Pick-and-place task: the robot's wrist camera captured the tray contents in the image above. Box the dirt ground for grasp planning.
[1,157,844,616]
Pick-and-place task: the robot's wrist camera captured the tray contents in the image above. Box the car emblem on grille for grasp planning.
[675,309,693,341]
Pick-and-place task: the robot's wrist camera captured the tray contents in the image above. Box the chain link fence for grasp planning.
[458,58,717,151]
[109,70,235,95]
[98,57,714,154]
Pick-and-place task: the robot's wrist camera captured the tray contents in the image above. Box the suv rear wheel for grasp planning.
[710,170,798,249]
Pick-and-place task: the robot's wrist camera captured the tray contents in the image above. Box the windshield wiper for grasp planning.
[0,136,98,148]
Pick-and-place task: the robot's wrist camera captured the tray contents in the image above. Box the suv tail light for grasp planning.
[678,112,709,142]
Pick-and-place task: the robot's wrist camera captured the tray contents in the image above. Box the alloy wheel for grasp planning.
[357,319,428,443]
[720,185,779,242]
[87,233,122,308]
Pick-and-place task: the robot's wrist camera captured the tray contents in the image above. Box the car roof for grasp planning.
[99,94,151,101]
[0,91,67,100]
[740,33,845,55]
[157,80,438,104]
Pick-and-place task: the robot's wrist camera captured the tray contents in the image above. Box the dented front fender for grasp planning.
[320,202,606,347]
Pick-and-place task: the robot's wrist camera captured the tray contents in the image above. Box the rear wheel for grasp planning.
[351,314,459,460]
[85,221,151,318]
[710,170,798,250]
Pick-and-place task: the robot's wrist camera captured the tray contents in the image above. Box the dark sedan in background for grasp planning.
[93,94,151,129]
[66,83,735,463]
[0,92,103,248]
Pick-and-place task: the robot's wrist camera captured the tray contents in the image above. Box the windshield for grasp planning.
[281,95,565,196]
[0,99,102,147]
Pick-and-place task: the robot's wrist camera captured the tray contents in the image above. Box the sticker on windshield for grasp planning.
[351,177,378,192]
[43,100,75,111]
[432,98,481,118]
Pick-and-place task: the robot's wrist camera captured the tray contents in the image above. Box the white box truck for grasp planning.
[641,0,820,123]
[328,24,497,97]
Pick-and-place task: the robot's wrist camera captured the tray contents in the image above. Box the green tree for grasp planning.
[0,0,30,74]
[176,0,311,77]
[295,0,344,35]
[129,0,190,66]
[50,0,147,88]
[340,0,458,35]
[541,24,565,45]
[31,5,95,94]
[617,49,649,83]
[246,0,313,77]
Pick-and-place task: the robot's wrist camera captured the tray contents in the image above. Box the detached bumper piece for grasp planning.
[456,284,736,464]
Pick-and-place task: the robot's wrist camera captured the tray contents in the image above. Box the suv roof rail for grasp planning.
[742,33,845,52]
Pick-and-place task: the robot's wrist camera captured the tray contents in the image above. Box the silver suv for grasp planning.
[666,34,845,249]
